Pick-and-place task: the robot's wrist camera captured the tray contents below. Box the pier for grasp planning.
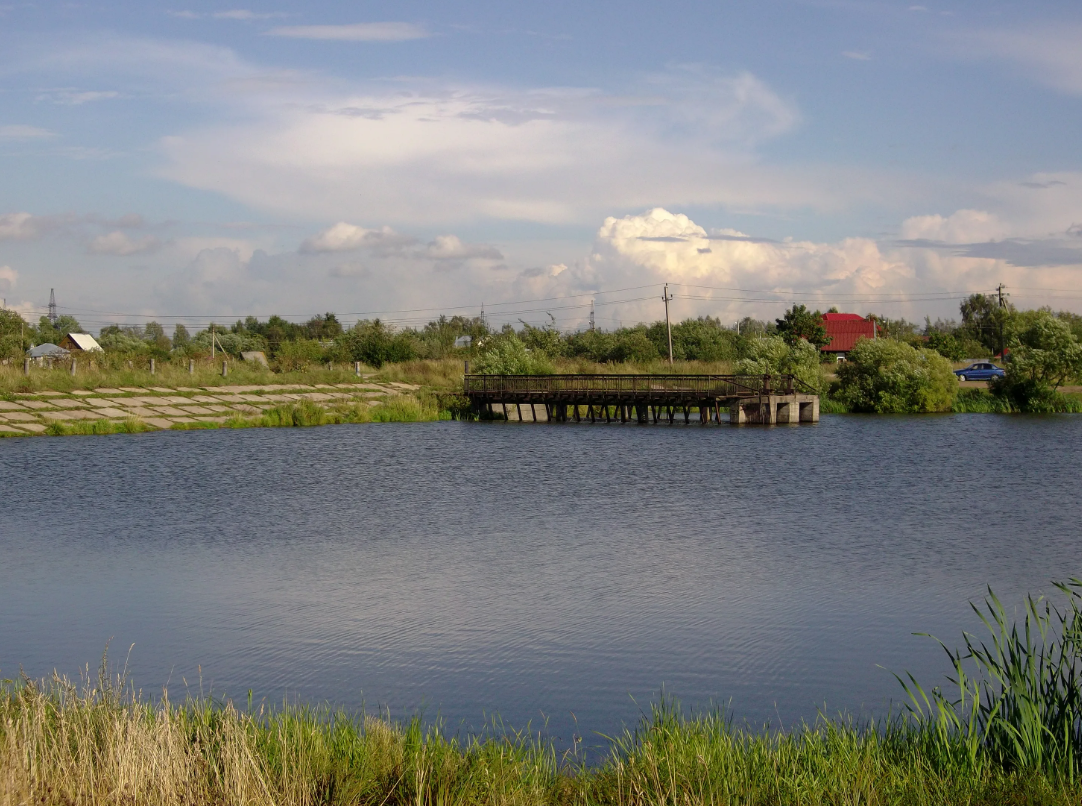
[464,374,819,425]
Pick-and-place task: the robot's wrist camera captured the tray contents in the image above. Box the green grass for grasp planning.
[42,418,150,436]
[3,581,1081,804]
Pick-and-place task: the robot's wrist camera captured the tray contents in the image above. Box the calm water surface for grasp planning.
[1,416,1079,748]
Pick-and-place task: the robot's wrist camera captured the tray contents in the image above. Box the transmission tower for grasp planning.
[589,299,595,331]
[48,289,57,324]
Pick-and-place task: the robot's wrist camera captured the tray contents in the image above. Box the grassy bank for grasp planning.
[1,676,1075,806]
[4,580,1081,805]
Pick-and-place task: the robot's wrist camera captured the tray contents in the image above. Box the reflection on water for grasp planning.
[1,415,1079,748]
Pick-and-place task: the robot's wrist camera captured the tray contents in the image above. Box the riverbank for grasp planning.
[0,380,449,437]
[0,674,1075,806]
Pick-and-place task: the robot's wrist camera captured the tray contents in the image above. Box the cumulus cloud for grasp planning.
[266,22,429,41]
[899,209,1008,244]
[0,212,55,240]
[300,222,415,253]
[0,265,17,294]
[156,65,828,226]
[424,235,502,261]
[0,125,57,140]
[87,231,161,255]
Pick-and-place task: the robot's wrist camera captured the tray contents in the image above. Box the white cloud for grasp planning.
[842,51,872,61]
[0,125,57,140]
[0,212,53,240]
[899,209,1008,243]
[424,235,502,261]
[158,68,821,226]
[87,231,161,255]
[266,22,429,42]
[0,265,17,294]
[214,10,288,21]
[35,89,120,105]
[300,222,414,253]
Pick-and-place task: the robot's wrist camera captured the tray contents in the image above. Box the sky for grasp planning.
[2,0,1082,333]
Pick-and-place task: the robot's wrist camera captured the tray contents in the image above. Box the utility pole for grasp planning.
[48,289,57,324]
[995,283,1008,358]
[589,299,595,332]
[662,283,674,365]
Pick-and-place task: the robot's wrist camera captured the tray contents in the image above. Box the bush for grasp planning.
[926,331,966,361]
[340,320,419,368]
[991,312,1082,412]
[473,332,553,374]
[833,338,957,413]
[272,339,325,372]
[735,335,822,390]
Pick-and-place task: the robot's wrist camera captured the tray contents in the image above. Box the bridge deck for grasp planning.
[464,373,810,404]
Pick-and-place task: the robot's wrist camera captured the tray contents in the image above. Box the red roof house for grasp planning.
[821,313,876,356]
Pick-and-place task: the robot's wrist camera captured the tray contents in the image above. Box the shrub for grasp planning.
[926,331,966,361]
[272,339,325,372]
[991,312,1082,412]
[473,332,553,374]
[833,338,957,413]
[340,320,419,368]
[735,335,822,390]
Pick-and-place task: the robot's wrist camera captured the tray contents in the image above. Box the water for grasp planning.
[1,416,1079,750]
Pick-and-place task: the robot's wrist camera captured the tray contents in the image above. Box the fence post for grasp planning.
[189,359,195,374]
[150,358,155,375]
[70,359,77,376]
[222,360,228,377]
[23,358,30,376]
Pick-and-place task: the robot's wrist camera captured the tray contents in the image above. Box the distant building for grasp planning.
[27,343,69,366]
[821,313,876,359]
[59,333,103,353]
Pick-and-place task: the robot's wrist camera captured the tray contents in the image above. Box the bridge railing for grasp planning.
[464,374,808,397]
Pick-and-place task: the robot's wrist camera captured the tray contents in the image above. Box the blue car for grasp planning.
[954,362,1005,382]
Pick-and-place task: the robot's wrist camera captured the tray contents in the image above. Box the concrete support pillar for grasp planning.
[799,398,820,423]
[776,400,793,424]
[23,358,30,376]
[189,359,195,374]
[149,358,155,375]
[222,360,228,377]
[70,359,77,376]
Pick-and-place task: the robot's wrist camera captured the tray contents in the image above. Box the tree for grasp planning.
[34,314,81,345]
[833,338,957,413]
[776,305,830,349]
[960,293,1014,355]
[340,319,418,368]
[172,324,191,348]
[735,335,822,390]
[473,331,552,374]
[991,311,1082,412]
[926,331,966,361]
[0,309,29,360]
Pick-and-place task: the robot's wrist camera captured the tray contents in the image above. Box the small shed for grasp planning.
[821,313,876,359]
[27,343,69,366]
[60,333,103,353]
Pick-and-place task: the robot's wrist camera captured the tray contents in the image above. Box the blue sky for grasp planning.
[2,0,1081,332]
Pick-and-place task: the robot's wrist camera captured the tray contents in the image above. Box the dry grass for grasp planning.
[3,665,1080,806]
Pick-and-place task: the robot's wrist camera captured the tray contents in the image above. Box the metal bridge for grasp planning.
[463,374,820,425]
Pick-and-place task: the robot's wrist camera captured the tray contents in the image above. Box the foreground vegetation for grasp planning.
[3,581,1081,805]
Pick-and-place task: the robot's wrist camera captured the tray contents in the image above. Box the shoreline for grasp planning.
[2,672,1077,805]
